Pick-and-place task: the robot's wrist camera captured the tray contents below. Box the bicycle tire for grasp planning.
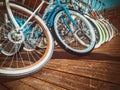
[98,20,110,42]
[100,19,114,41]
[53,9,96,55]
[84,15,102,48]
[96,21,106,44]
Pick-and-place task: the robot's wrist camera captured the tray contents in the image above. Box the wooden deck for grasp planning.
[0,35,120,90]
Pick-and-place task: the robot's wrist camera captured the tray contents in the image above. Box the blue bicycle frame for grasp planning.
[44,0,78,33]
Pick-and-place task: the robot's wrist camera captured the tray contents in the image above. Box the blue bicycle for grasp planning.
[12,0,96,55]
[42,0,96,55]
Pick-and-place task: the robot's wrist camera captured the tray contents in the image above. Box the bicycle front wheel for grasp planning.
[0,2,54,77]
[53,10,96,55]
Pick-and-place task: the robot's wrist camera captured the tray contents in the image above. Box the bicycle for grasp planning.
[0,0,54,77]
[44,0,96,55]
[70,0,118,48]
[13,0,96,55]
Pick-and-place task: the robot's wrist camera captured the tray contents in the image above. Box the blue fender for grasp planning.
[46,8,63,28]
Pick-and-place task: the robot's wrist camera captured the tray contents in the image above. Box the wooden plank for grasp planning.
[2,80,36,90]
[20,76,66,90]
[32,68,120,90]
[103,5,120,30]
[0,84,8,90]
[45,59,120,85]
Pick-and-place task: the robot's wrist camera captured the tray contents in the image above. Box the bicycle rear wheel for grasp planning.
[53,10,96,55]
[0,2,53,77]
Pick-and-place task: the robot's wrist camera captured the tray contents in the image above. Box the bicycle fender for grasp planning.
[47,9,63,28]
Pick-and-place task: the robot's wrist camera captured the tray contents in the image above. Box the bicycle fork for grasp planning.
[62,9,90,47]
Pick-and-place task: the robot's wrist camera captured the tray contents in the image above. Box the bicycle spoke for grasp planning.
[1,43,16,67]
[18,50,25,67]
